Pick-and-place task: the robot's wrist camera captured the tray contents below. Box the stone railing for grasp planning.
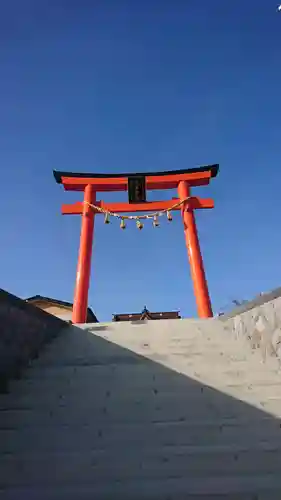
[0,288,67,391]
[220,294,281,365]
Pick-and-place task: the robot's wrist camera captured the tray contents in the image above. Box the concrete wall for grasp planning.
[0,289,67,392]
[221,287,281,319]
[221,295,281,364]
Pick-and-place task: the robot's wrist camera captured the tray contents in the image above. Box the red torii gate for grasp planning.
[53,164,219,323]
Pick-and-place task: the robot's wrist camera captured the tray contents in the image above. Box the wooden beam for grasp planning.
[61,171,212,192]
[61,197,214,215]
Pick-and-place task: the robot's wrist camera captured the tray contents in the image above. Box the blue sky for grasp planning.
[1,0,281,321]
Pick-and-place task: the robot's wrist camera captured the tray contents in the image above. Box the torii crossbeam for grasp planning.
[54,164,219,323]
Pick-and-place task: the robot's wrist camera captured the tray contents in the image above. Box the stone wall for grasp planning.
[0,289,67,391]
[221,287,281,319]
[220,294,281,365]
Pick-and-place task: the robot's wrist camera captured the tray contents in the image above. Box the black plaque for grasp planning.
[128,176,146,203]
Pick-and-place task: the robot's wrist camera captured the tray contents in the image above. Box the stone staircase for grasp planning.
[1,318,281,499]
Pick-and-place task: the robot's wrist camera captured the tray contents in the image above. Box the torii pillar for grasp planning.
[72,184,96,323]
[53,164,218,323]
[178,181,212,318]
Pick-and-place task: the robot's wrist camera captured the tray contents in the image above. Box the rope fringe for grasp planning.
[84,196,191,222]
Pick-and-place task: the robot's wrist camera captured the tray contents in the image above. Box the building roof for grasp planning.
[53,164,219,184]
[26,295,98,323]
[113,306,181,322]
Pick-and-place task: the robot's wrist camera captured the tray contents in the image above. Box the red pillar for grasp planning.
[72,184,95,324]
[178,181,213,318]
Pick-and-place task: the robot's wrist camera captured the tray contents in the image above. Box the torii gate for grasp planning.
[53,164,219,323]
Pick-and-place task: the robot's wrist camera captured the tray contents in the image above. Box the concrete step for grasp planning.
[18,362,281,388]
[28,322,280,376]
[2,369,281,422]
[0,406,271,428]
[29,321,240,354]
[1,474,281,499]
[1,445,281,486]
[1,404,280,429]
[3,367,281,398]
[1,386,276,417]
[2,319,281,498]
[2,420,281,453]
